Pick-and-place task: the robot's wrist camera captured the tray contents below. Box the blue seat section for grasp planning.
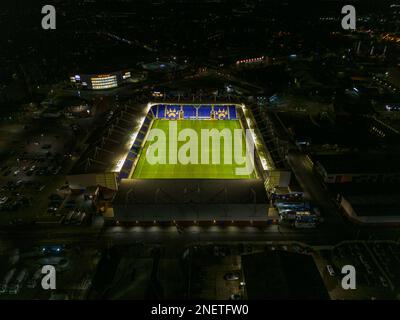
[123,159,134,168]
[152,104,237,120]
[118,172,129,179]
[183,105,197,119]
[215,105,228,113]
[135,132,146,142]
[150,106,157,118]
[157,104,166,118]
[214,105,229,120]
[143,115,152,126]
[229,105,237,119]
[164,105,180,119]
[131,145,141,153]
[198,105,212,119]
[118,114,153,180]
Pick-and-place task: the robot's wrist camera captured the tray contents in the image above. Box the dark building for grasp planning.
[314,154,400,184]
[113,178,268,223]
[242,251,329,300]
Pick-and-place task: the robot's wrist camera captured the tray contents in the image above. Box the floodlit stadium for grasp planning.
[131,120,256,179]
[110,103,271,224]
[119,104,261,180]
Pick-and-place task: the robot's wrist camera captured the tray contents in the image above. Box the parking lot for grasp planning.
[188,245,244,300]
[186,243,313,300]
[0,112,92,225]
[0,245,100,300]
[0,144,70,223]
[314,241,400,299]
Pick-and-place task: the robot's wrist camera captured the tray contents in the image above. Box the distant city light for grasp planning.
[235,56,264,65]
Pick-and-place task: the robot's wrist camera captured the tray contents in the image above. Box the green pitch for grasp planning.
[131,119,256,179]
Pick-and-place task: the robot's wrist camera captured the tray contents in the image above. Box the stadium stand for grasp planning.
[198,105,212,119]
[166,106,179,119]
[214,105,228,119]
[157,104,166,118]
[118,112,154,180]
[149,106,157,118]
[151,104,237,120]
[229,105,237,119]
[183,104,197,119]
[113,179,268,222]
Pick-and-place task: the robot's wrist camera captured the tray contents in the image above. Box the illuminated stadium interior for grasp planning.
[118,103,263,181]
[112,103,269,223]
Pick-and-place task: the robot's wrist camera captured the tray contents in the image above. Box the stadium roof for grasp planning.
[113,179,268,221]
[70,102,147,175]
[242,251,329,300]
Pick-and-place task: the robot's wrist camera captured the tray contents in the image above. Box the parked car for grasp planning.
[229,293,242,300]
[224,272,240,281]
[379,276,389,288]
[8,269,27,294]
[26,268,43,289]
[0,268,16,293]
[0,196,8,205]
[326,265,336,276]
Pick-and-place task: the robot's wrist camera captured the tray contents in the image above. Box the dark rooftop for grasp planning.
[113,178,268,221]
[315,153,400,174]
[242,251,329,300]
[70,102,147,175]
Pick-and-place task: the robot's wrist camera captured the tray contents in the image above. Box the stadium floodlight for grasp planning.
[261,158,268,170]
[114,158,125,172]
[240,104,270,171]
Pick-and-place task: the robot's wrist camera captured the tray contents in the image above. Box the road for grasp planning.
[0,220,399,255]
[287,150,354,231]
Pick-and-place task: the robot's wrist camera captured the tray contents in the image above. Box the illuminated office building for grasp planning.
[70,70,131,90]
